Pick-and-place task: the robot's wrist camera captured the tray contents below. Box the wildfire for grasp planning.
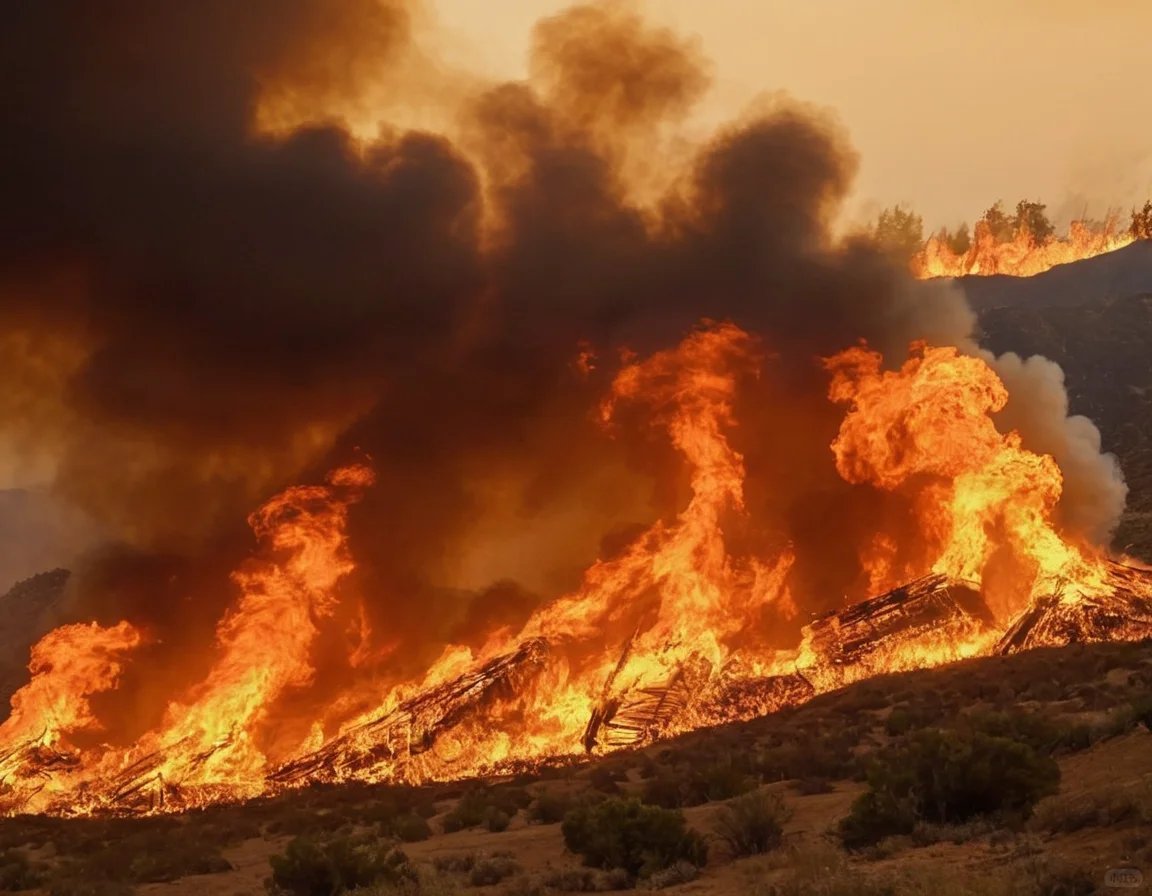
[827,344,1110,618]
[0,464,373,814]
[0,622,141,751]
[1,324,1150,817]
[912,218,1138,278]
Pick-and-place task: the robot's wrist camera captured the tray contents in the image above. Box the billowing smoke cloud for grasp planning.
[986,352,1128,543]
[0,0,1125,700]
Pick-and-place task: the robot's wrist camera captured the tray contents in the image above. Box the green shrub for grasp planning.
[265,809,349,837]
[441,786,527,833]
[440,796,486,833]
[698,759,756,802]
[839,788,920,851]
[40,824,232,887]
[391,813,432,843]
[883,707,914,736]
[529,790,578,824]
[839,729,1059,848]
[266,836,413,896]
[640,758,755,809]
[1029,781,1152,834]
[468,857,519,887]
[561,798,707,879]
[126,838,232,883]
[1127,692,1152,730]
[640,773,684,809]
[754,736,857,784]
[713,789,791,857]
[431,854,475,874]
[961,710,1061,755]
[484,808,511,833]
[645,861,699,889]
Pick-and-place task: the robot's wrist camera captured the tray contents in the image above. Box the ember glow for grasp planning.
[2,0,1152,818]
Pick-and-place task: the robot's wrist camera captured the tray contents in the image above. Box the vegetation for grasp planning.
[0,639,1147,895]
[467,856,520,887]
[541,867,632,892]
[441,785,531,833]
[713,789,792,856]
[528,788,579,824]
[752,843,1101,896]
[839,729,1060,848]
[868,193,1152,263]
[1030,779,1152,834]
[561,798,708,879]
[932,223,971,256]
[1131,199,1152,239]
[641,754,757,808]
[872,205,924,262]
[1011,199,1055,243]
[266,835,413,896]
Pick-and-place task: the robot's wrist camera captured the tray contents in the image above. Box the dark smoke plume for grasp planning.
[0,0,1123,715]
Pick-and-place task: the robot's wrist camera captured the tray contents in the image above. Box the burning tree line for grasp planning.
[871,198,1152,277]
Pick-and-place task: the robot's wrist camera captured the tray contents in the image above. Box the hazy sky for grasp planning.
[430,0,1152,228]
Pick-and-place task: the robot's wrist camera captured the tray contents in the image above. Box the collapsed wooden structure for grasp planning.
[4,561,1152,815]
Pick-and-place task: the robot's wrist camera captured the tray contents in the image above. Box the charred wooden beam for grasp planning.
[804,573,992,667]
[271,638,550,786]
[997,561,1152,655]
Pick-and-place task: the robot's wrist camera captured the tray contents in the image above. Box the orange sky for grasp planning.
[430,0,1152,228]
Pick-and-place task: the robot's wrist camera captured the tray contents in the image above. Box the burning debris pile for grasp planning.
[1,0,1150,817]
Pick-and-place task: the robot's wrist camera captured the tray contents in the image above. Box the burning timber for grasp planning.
[4,566,1152,816]
[270,565,1152,785]
[271,639,552,788]
[996,560,1152,654]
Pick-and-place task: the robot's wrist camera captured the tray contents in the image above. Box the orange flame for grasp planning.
[0,622,142,751]
[1,326,1150,816]
[326,322,795,778]
[126,462,375,794]
[912,218,1137,278]
[827,343,1109,618]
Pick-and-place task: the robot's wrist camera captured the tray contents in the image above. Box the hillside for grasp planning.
[961,240,1152,312]
[3,247,1152,895]
[0,637,1147,895]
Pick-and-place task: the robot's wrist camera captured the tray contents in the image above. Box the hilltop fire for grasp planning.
[912,217,1139,278]
[2,322,1151,816]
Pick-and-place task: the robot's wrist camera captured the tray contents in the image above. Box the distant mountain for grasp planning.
[962,239,1152,312]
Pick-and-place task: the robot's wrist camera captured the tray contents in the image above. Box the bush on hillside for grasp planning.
[839,729,1059,848]
[713,789,791,857]
[266,835,413,896]
[561,798,707,879]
